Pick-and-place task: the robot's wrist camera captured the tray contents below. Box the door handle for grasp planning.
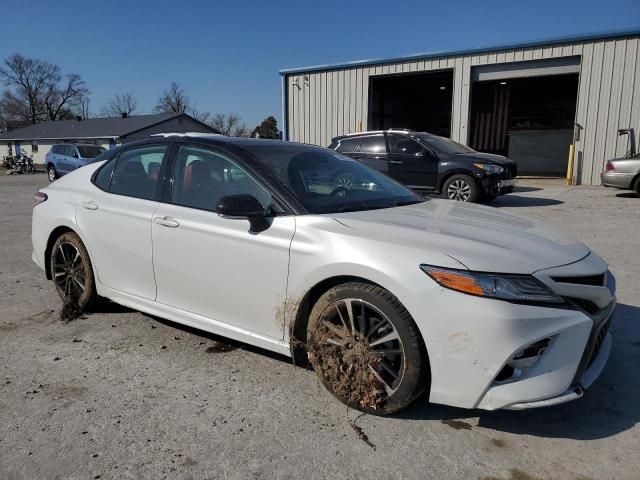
[81,201,98,210]
[154,216,180,228]
[389,160,404,165]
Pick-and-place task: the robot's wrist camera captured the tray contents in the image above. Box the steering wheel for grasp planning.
[330,186,349,197]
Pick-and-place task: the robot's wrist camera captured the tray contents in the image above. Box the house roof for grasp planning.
[279,28,640,75]
[0,113,204,141]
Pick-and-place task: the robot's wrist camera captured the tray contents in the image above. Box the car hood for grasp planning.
[455,152,514,166]
[332,200,589,274]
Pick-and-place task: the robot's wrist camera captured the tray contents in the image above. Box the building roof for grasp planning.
[0,113,203,141]
[279,28,640,75]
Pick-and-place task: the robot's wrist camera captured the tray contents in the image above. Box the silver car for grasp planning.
[601,155,640,196]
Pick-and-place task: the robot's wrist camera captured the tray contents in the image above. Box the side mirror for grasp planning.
[73,152,79,158]
[215,194,269,232]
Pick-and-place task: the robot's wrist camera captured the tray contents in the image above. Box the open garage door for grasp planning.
[369,70,453,137]
[469,58,580,176]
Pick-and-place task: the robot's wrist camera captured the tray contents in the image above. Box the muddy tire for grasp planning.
[307,282,428,415]
[442,174,479,202]
[50,231,97,309]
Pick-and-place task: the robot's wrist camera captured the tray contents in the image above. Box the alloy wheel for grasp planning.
[447,179,472,201]
[48,167,56,182]
[316,298,405,395]
[53,242,86,298]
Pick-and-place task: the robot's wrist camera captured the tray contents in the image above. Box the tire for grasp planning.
[50,232,97,309]
[442,174,479,202]
[307,282,428,415]
[634,177,640,197]
[47,165,58,182]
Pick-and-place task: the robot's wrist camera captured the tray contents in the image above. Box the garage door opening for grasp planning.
[369,70,453,136]
[469,72,579,176]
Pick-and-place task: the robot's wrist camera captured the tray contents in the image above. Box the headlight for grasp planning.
[420,265,564,304]
[473,163,503,174]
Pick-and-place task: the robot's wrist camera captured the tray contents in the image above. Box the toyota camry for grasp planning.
[32,133,616,414]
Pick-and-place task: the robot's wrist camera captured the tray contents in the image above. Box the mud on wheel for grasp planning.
[50,231,97,309]
[307,282,428,415]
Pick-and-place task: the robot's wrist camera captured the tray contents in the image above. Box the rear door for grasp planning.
[387,133,438,189]
[76,143,169,299]
[350,134,388,174]
[57,145,75,174]
[151,143,295,340]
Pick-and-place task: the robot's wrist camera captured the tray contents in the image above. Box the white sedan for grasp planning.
[32,134,616,414]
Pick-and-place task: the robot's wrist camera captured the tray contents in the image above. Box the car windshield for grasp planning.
[417,134,475,155]
[77,146,106,158]
[247,145,424,214]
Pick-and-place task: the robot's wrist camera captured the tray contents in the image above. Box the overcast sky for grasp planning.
[1,0,638,130]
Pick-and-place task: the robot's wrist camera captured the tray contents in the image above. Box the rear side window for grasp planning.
[109,145,167,200]
[94,159,116,190]
[359,135,386,154]
[77,145,106,158]
[336,137,360,153]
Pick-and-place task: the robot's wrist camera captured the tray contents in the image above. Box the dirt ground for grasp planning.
[1,174,639,480]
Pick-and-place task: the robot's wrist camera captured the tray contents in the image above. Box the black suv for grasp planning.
[328,129,517,202]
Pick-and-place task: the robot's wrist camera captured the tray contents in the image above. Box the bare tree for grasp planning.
[43,73,89,121]
[0,53,89,125]
[154,82,190,114]
[210,113,249,137]
[190,104,210,123]
[0,53,57,124]
[101,92,138,117]
[79,97,92,119]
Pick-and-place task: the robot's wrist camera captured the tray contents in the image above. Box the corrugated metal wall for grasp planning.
[284,34,640,185]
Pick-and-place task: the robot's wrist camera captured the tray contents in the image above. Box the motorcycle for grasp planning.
[4,152,36,174]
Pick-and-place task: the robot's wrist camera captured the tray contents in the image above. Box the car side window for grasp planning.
[109,145,167,200]
[67,145,78,158]
[359,135,386,154]
[336,137,360,153]
[171,145,273,213]
[389,135,424,155]
[94,158,116,190]
[51,145,60,154]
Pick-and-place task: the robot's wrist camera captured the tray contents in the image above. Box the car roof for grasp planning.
[143,133,319,150]
[332,129,437,141]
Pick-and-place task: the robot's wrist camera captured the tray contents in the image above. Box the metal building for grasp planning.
[280,29,640,185]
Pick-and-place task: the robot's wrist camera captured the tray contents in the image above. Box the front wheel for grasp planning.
[307,282,428,415]
[50,231,97,309]
[442,174,479,202]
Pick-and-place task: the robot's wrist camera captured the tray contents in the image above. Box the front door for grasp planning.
[76,144,169,299]
[387,133,438,190]
[151,144,295,340]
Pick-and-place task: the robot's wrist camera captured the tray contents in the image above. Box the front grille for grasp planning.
[566,297,600,314]
[552,274,606,287]
[587,319,610,368]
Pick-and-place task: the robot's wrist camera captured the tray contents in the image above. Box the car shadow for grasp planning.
[489,195,564,208]
[140,312,294,365]
[615,192,639,199]
[394,303,640,440]
[513,186,543,193]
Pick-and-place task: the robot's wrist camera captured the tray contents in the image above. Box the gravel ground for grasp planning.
[1,174,639,480]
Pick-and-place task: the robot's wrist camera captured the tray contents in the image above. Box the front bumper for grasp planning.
[601,171,635,189]
[403,252,616,410]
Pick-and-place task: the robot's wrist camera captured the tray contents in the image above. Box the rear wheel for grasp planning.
[307,282,428,415]
[50,232,97,309]
[634,177,640,197]
[47,165,58,182]
[442,174,479,202]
